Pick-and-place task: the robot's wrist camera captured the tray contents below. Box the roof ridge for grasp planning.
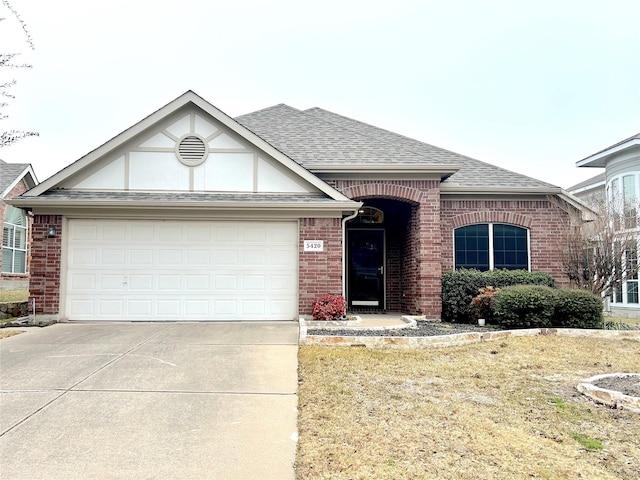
[236,103,299,119]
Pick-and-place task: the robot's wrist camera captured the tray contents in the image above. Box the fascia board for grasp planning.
[440,186,562,195]
[576,139,640,168]
[311,164,460,176]
[556,190,599,221]
[7,197,361,213]
[568,181,606,195]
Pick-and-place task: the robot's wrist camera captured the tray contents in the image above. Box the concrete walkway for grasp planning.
[0,322,299,480]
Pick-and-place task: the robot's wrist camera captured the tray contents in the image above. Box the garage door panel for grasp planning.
[157,300,180,316]
[99,275,126,291]
[99,299,124,316]
[186,250,210,265]
[102,249,126,266]
[65,220,297,321]
[70,274,96,291]
[130,249,153,265]
[157,275,181,291]
[129,275,153,291]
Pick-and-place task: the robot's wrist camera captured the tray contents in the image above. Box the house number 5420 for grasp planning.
[303,240,324,252]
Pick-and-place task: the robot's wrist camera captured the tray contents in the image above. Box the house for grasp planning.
[9,91,588,322]
[1,160,38,291]
[571,133,640,318]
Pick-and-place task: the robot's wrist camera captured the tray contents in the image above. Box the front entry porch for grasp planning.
[346,199,414,313]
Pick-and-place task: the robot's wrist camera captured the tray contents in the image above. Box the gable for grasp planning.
[60,108,316,194]
[0,160,38,199]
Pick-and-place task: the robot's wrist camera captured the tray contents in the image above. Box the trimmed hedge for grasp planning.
[492,286,604,329]
[553,289,603,328]
[493,285,557,328]
[442,269,556,323]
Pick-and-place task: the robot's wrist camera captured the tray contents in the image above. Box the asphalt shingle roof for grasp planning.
[236,106,559,190]
[39,190,332,203]
[0,159,31,196]
[566,172,606,193]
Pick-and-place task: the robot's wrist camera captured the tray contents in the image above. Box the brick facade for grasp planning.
[298,218,343,315]
[1,179,31,290]
[440,198,569,285]
[29,215,62,316]
[25,195,573,321]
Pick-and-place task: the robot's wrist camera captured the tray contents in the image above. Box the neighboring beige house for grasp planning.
[570,133,640,318]
[1,159,38,291]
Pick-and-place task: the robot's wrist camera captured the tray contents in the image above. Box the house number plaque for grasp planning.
[303,240,324,252]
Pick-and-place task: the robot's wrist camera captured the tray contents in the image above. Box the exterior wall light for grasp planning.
[47,226,57,237]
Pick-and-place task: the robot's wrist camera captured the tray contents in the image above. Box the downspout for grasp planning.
[341,205,363,301]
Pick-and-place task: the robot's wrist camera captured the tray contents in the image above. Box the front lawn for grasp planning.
[297,336,640,479]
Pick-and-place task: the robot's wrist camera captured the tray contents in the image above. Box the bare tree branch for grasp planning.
[0,0,37,147]
[554,194,639,298]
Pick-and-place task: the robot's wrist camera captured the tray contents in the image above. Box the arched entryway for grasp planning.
[346,198,415,312]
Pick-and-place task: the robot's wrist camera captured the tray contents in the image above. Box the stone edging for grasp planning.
[299,327,640,348]
[576,373,640,414]
[299,315,418,337]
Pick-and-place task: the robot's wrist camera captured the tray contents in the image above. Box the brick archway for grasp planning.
[451,211,533,229]
[339,183,423,204]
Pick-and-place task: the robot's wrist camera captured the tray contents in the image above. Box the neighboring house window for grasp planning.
[2,205,28,274]
[612,242,639,305]
[608,172,639,230]
[623,174,638,229]
[625,244,638,304]
[454,224,529,271]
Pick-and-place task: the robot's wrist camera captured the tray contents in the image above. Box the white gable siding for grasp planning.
[61,110,319,195]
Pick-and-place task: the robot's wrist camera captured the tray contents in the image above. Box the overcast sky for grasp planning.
[1,0,639,188]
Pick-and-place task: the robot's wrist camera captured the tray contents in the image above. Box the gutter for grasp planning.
[341,205,363,301]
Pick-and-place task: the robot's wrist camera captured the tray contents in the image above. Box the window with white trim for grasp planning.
[454,223,529,271]
[2,205,28,274]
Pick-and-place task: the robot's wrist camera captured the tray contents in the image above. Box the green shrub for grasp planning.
[553,289,603,328]
[493,285,557,328]
[441,269,556,323]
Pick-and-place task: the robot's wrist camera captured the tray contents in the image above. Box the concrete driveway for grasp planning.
[0,322,299,480]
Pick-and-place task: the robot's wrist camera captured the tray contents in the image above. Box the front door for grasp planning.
[348,229,385,309]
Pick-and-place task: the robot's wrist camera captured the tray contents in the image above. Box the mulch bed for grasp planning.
[308,321,500,337]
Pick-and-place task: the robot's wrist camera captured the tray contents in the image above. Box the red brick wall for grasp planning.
[1,179,31,289]
[29,215,62,316]
[298,218,343,315]
[440,199,569,285]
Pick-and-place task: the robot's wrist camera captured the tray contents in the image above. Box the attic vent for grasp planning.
[176,135,208,166]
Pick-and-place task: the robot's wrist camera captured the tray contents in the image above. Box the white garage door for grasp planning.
[65,219,298,321]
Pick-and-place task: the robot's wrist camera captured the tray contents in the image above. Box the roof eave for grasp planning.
[7,197,362,216]
[576,138,640,168]
[311,164,460,181]
[441,186,562,195]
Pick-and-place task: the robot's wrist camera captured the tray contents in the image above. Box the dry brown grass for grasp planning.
[0,289,28,302]
[0,330,22,339]
[297,336,640,479]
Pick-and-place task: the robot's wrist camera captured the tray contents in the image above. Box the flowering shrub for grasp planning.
[470,286,501,322]
[312,294,346,321]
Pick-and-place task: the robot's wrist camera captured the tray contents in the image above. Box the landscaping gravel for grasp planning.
[308,321,500,337]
